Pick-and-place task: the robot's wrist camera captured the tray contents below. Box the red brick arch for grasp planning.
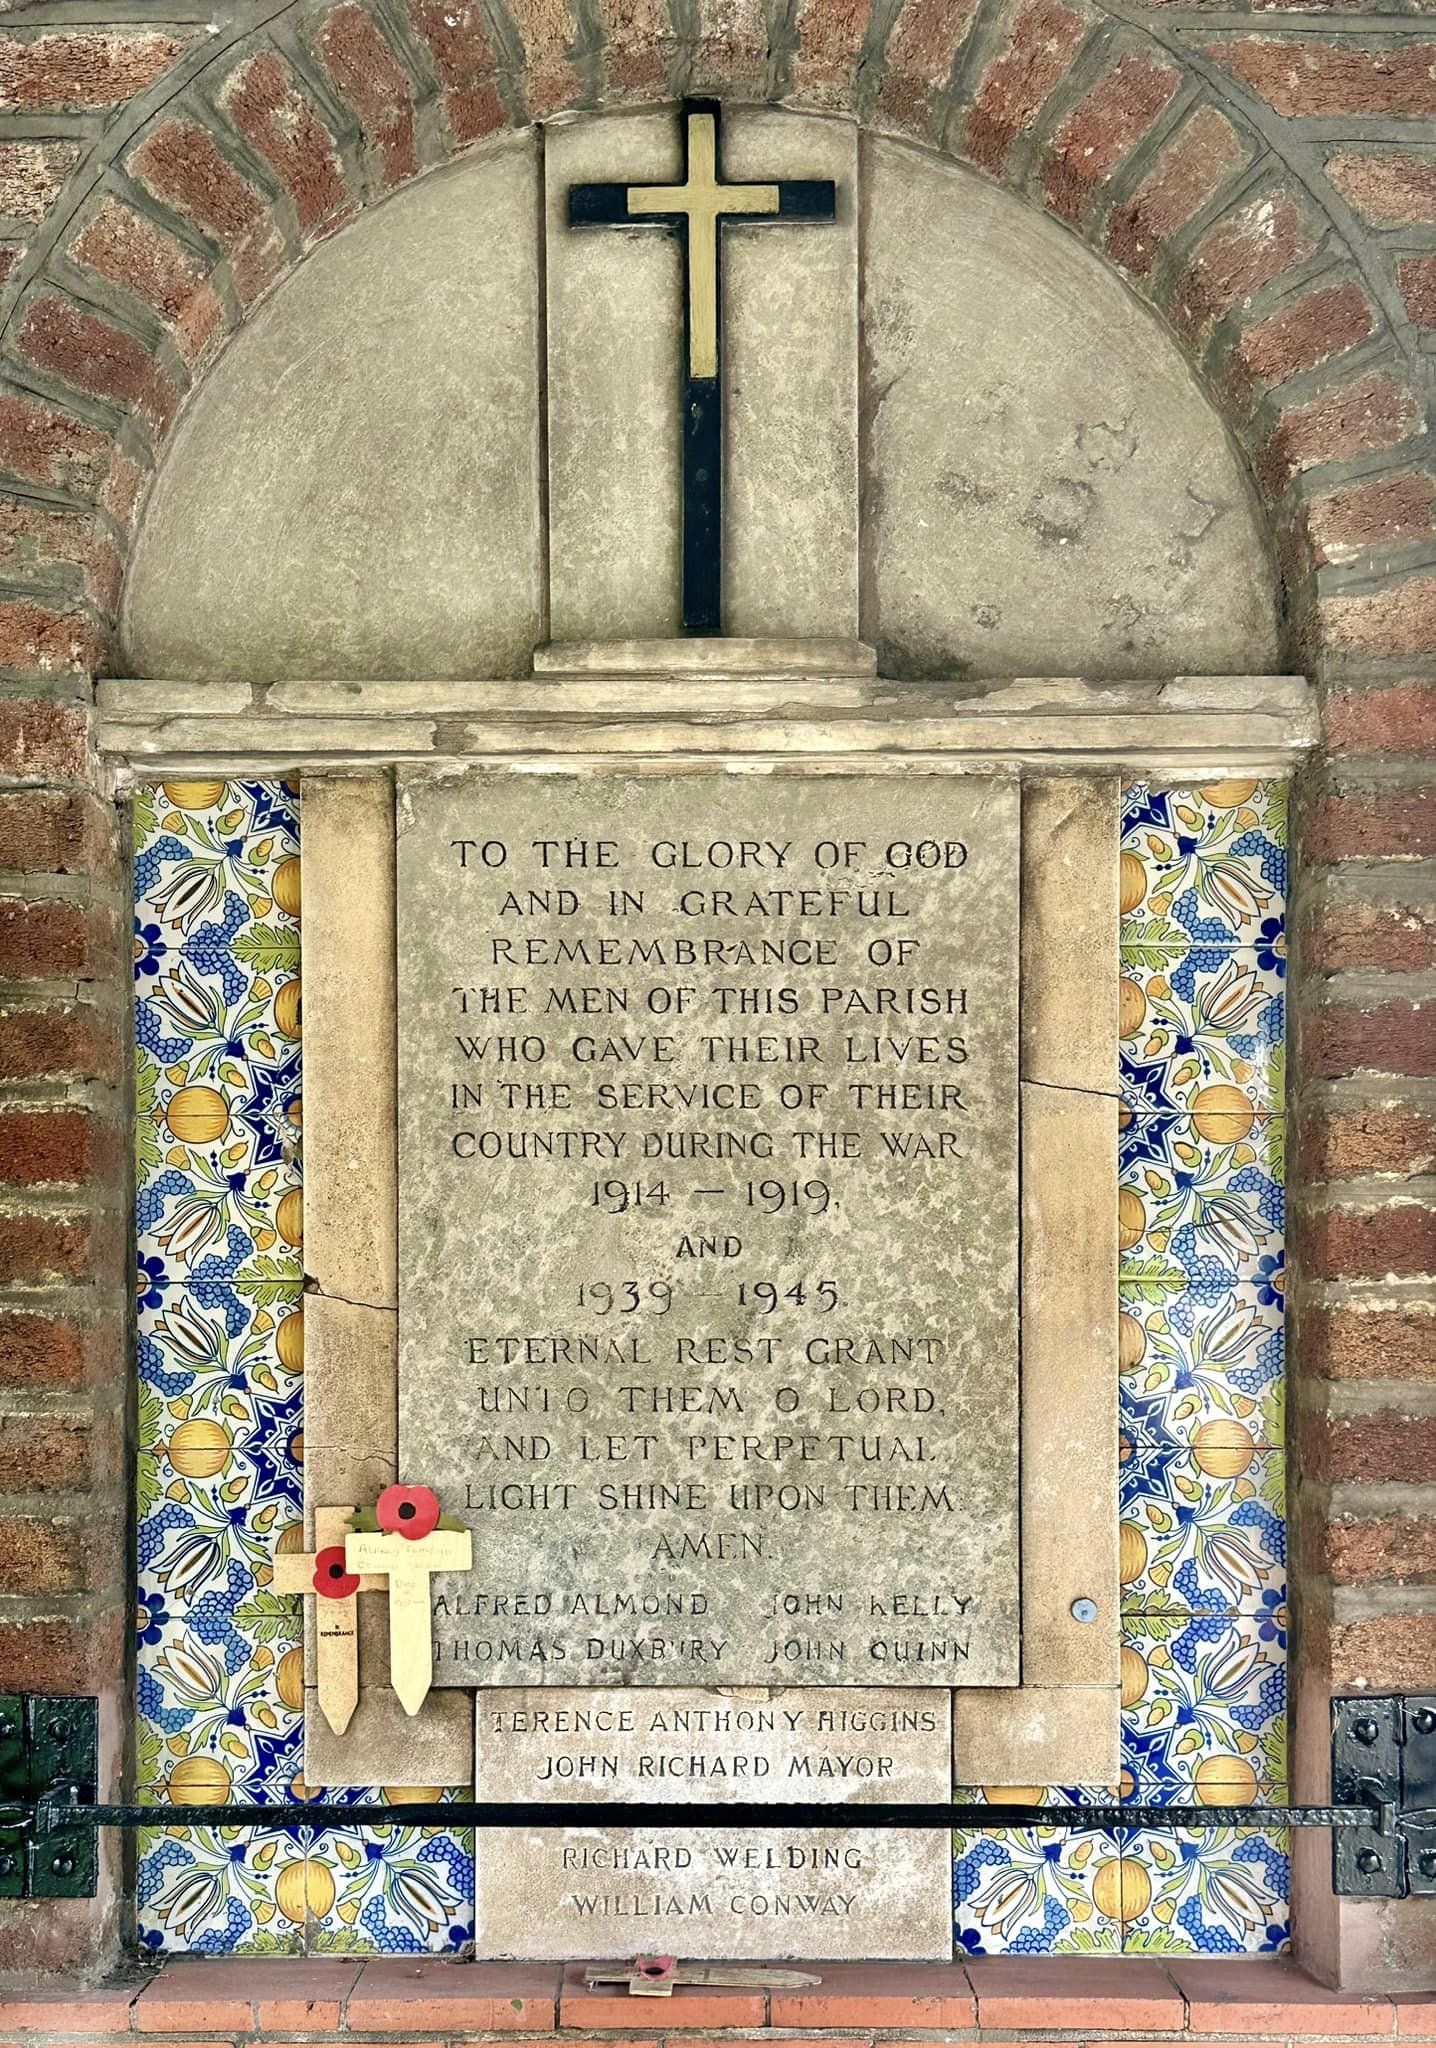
[0,0,1430,675]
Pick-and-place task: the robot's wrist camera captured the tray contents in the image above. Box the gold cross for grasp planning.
[626,110,778,380]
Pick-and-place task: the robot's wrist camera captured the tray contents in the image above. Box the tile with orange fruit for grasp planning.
[134,780,473,1958]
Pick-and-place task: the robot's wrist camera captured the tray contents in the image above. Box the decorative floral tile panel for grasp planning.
[135,1820,312,1955]
[1121,1612,1288,1801]
[968,781,1288,1957]
[133,777,1286,1960]
[133,779,472,1956]
[955,1821,1124,1955]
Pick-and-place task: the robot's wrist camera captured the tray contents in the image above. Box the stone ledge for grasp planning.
[0,1959,1430,2039]
[95,675,1318,780]
[532,640,880,677]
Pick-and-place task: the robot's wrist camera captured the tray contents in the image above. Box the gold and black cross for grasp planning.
[568,100,836,634]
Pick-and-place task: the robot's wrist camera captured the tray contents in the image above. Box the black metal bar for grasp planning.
[19,1797,1375,1833]
[682,373,721,632]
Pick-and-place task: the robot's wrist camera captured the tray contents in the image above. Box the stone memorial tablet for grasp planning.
[472,1685,951,1958]
[398,771,1020,1687]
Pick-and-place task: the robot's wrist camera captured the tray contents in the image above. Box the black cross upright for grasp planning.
[568,100,836,635]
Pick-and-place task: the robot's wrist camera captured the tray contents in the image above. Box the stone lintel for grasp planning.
[99,673,1318,782]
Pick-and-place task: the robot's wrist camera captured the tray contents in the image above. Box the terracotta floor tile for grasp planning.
[1171,1959,1393,2035]
[965,1955,1184,2030]
[1396,1993,1436,2038]
[254,1959,364,2029]
[134,1962,257,2032]
[675,2036,868,2048]
[0,1985,140,2030]
[768,1960,975,2030]
[347,1960,559,2031]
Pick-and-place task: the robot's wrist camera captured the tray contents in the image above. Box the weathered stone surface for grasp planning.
[952,1684,1118,1787]
[1018,1079,1118,1691]
[118,127,1278,687]
[546,111,678,643]
[546,109,858,641]
[1020,777,1119,1092]
[397,769,1020,1688]
[302,1294,397,1529]
[120,137,543,681]
[534,637,876,676]
[98,676,1319,781]
[304,1683,473,1787]
[722,112,858,639]
[472,1686,950,1958]
[300,774,398,1309]
[862,137,1279,680]
[948,784,1118,1781]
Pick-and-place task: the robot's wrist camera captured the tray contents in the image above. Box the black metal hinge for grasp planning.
[1333,1694,1436,1900]
[0,1694,97,1900]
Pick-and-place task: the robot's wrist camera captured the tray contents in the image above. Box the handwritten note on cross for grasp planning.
[568,100,835,633]
[271,1506,383,1736]
[345,1489,472,1716]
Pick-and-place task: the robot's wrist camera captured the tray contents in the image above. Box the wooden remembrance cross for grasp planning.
[277,1502,473,1727]
[568,99,836,633]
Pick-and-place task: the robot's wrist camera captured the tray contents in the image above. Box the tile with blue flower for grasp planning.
[1118,1825,1290,1957]
[1121,1611,1287,1800]
[1120,1440,1285,1614]
[1120,780,1287,953]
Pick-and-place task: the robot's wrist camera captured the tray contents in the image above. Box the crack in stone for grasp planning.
[303,1278,395,1317]
[1022,1076,1123,1102]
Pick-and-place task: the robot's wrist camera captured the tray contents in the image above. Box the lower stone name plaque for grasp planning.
[473,1686,951,1958]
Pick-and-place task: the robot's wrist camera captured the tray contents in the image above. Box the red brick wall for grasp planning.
[0,689,127,1969]
[0,0,1432,1991]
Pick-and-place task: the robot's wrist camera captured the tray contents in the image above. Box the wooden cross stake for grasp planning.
[344,1525,472,1716]
[271,1506,384,1736]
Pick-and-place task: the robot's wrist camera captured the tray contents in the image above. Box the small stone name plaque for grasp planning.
[472,1686,951,1959]
[398,771,1020,1686]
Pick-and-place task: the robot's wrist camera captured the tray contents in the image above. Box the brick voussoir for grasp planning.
[1038,47,1181,228]
[1104,105,1250,281]
[127,115,290,309]
[12,291,182,443]
[1166,178,1321,345]
[1222,280,1378,420]
[955,0,1095,181]
[312,3,421,192]
[68,198,229,371]
[215,49,359,243]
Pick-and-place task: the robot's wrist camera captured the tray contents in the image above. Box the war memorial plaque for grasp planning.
[472,1686,952,1958]
[397,771,1020,1688]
